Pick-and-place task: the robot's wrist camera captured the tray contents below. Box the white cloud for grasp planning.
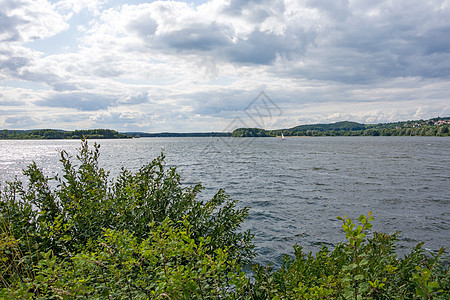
[54,0,106,15]
[1,0,69,43]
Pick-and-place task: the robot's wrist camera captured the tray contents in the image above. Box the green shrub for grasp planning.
[1,218,249,299]
[0,139,253,263]
[0,140,253,298]
[250,212,449,299]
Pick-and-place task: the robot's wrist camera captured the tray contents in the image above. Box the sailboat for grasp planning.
[281,132,285,140]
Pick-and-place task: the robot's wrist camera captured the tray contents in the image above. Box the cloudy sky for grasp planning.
[1,0,449,132]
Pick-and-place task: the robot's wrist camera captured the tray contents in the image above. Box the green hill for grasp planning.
[290,121,366,132]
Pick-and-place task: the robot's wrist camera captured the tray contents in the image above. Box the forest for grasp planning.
[232,118,450,137]
[124,132,231,138]
[0,129,131,139]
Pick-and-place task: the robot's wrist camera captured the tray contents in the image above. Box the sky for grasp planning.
[0,0,449,132]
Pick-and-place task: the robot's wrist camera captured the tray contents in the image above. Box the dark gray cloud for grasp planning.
[274,0,450,83]
[117,0,439,75]
[144,24,313,65]
[0,56,29,74]
[223,0,285,20]
[118,92,150,105]
[125,1,313,65]
[305,0,350,21]
[183,91,246,115]
[126,15,158,39]
[50,81,80,92]
[226,30,312,65]
[37,92,118,111]
[226,32,284,65]
[4,115,38,127]
[0,11,26,42]
[18,70,79,91]
[0,0,24,11]
[179,88,272,116]
[419,25,450,55]
[93,66,124,78]
[156,23,232,52]
[127,92,150,104]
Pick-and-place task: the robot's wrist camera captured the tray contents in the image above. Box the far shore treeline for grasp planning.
[0,129,132,140]
[232,117,450,137]
[1,117,449,140]
[0,129,231,140]
[123,132,231,138]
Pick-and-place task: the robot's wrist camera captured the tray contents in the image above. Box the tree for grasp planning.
[438,125,449,136]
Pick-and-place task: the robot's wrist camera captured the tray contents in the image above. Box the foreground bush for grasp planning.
[250,212,449,299]
[0,140,253,298]
[0,140,253,263]
[1,141,448,299]
[1,218,248,299]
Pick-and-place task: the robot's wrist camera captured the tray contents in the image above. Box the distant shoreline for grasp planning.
[0,129,232,140]
[0,129,131,140]
[2,117,449,139]
[2,134,449,140]
[123,132,231,138]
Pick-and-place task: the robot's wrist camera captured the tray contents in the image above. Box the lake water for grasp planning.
[1,136,449,267]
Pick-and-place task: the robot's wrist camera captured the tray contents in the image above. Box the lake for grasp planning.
[1,136,449,267]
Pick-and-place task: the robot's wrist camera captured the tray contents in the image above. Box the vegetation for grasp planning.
[0,129,131,139]
[232,118,450,137]
[4,117,449,140]
[124,132,231,138]
[250,212,449,299]
[1,141,448,299]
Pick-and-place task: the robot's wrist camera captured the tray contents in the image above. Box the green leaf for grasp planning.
[360,259,369,266]
[354,274,364,281]
[359,215,367,224]
[428,281,440,289]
